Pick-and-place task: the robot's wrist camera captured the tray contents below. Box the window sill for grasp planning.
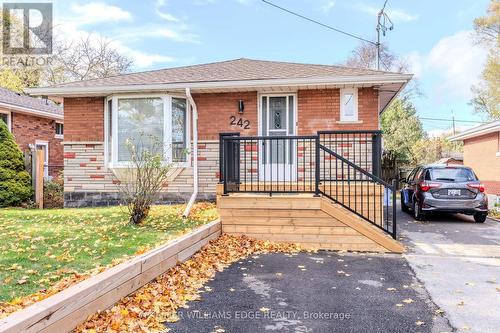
[107,162,191,169]
[336,120,363,124]
[55,134,64,140]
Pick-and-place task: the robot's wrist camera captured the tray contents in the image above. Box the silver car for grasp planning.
[400,164,489,222]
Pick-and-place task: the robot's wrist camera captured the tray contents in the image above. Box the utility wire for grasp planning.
[261,0,376,45]
[419,117,485,124]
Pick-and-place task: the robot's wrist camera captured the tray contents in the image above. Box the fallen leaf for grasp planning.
[415,321,425,326]
[259,307,270,312]
[402,298,414,304]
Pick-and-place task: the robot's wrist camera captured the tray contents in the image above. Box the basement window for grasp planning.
[340,88,358,122]
[105,94,189,167]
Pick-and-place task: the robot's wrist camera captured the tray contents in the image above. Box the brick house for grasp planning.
[0,87,63,178]
[27,58,411,209]
[450,120,500,206]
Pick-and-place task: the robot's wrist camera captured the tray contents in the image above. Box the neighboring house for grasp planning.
[434,156,463,165]
[27,58,411,208]
[450,120,500,206]
[0,87,63,178]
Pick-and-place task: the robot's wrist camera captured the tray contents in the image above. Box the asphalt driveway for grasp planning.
[168,252,451,333]
[166,210,499,333]
[399,211,500,333]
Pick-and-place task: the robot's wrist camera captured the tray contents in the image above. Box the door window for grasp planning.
[260,95,295,168]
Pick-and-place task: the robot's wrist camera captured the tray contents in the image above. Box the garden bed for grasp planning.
[0,203,217,317]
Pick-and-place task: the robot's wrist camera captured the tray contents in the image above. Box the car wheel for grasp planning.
[414,200,425,221]
[401,194,409,213]
[474,213,487,223]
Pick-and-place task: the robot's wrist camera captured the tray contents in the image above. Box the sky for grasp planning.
[48,0,491,135]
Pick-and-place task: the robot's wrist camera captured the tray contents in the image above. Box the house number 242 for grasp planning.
[229,116,250,129]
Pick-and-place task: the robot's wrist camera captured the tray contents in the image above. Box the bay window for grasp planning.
[105,94,189,167]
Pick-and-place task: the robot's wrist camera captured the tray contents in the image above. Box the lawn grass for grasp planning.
[0,203,217,302]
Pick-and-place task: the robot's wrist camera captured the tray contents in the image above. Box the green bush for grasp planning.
[0,121,32,207]
[43,176,64,208]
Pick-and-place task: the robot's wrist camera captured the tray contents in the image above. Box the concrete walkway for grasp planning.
[168,252,451,332]
[399,211,500,333]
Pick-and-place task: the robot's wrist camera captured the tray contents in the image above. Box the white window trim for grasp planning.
[55,121,64,139]
[0,110,12,131]
[340,88,358,122]
[104,93,191,169]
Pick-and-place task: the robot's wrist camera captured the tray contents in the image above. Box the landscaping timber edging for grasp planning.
[0,219,222,333]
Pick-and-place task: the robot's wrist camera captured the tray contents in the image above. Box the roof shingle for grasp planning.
[0,87,62,115]
[46,58,405,89]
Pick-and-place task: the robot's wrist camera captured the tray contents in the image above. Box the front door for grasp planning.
[259,94,296,181]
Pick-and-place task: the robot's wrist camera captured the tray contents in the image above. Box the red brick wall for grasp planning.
[63,88,380,141]
[194,92,258,140]
[64,97,105,142]
[297,88,378,135]
[463,132,500,195]
[10,112,63,173]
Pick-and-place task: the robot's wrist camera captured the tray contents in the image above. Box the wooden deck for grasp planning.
[216,185,403,253]
[223,181,386,227]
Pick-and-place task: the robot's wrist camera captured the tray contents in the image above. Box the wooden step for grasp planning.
[217,192,404,253]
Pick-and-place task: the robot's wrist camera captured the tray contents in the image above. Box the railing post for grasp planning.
[219,133,224,184]
[392,179,397,239]
[314,135,320,197]
[222,138,229,196]
[372,132,382,178]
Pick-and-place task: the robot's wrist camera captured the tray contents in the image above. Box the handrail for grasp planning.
[221,134,318,141]
[318,130,382,134]
[319,144,391,188]
[317,143,396,239]
[220,131,397,239]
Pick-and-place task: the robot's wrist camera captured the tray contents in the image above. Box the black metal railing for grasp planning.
[318,130,382,177]
[220,135,318,195]
[318,144,396,238]
[220,131,396,239]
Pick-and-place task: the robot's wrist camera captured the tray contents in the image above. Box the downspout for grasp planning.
[183,87,198,218]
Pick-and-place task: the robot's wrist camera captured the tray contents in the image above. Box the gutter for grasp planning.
[0,101,63,121]
[182,87,199,218]
[25,74,413,96]
[449,121,500,141]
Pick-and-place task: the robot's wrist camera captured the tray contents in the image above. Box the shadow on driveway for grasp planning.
[167,252,451,333]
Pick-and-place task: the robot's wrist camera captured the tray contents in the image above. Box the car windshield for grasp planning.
[430,168,476,182]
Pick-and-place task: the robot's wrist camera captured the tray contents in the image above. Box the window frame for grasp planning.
[0,110,12,131]
[104,93,191,168]
[55,122,64,139]
[339,88,359,122]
